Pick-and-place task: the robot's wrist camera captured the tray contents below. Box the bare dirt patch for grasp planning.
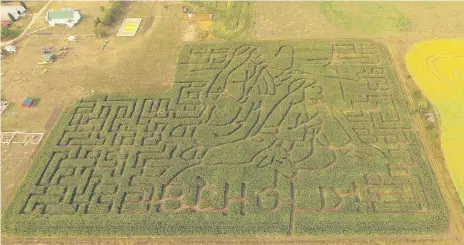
[1,144,39,209]
[183,22,199,41]
[44,104,63,131]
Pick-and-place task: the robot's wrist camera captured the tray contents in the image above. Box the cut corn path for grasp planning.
[406,39,464,205]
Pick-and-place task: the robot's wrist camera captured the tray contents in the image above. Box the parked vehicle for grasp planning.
[1,21,12,27]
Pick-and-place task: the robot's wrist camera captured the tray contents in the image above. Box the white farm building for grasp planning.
[45,8,81,28]
[0,6,26,21]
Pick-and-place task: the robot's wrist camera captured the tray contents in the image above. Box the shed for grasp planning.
[5,45,16,53]
[187,13,213,22]
[46,8,81,28]
[0,6,26,21]
[42,54,55,63]
[67,35,78,41]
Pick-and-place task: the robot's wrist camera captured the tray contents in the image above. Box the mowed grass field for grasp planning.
[2,40,448,236]
[406,39,464,205]
[1,2,185,132]
[254,2,464,39]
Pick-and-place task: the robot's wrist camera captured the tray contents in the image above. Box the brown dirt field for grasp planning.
[2,1,464,244]
[183,22,199,41]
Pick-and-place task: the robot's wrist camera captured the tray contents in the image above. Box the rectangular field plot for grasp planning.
[116,18,142,37]
[2,40,448,237]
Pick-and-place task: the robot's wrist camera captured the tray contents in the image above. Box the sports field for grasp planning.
[406,39,464,205]
[2,40,447,236]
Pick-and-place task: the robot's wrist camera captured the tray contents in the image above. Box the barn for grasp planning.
[45,8,81,28]
[0,6,26,21]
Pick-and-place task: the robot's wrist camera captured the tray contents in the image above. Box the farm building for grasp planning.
[0,6,26,21]
[45,8,81,28]
[42,54,55,63]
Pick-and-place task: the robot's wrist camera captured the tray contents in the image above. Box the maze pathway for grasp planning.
[3,40,447,236]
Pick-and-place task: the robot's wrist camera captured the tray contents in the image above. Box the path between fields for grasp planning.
[1,0,53,47]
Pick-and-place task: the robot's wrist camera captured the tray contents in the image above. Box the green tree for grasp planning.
[94,23,101,37]
[7,13,15,22]
[412,89,422,100]
[94,16,101,27]
[20,1,27,9]
[100,6,105,12]
[1,27,11,38]
[418,100,430,113]
[102,2,122,25]
[95,23,106,38]
[102,9,116,25]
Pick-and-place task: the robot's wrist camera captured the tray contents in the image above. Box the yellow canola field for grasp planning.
[406,39,464,205]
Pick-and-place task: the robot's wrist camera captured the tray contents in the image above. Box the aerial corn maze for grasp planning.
[3,40,447,236]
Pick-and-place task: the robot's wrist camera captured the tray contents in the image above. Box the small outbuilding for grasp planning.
[187,13,213,22]
[0,6,26,21]
[67,35,78,41]
[45,8,81,28]
[4,45,16,53]
[42,54,55,63]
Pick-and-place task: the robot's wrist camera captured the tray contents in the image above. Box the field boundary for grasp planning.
[1,132,44,146]
[1,40,451,239]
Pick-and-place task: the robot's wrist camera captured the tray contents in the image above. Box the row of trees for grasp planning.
[94,2,123,38]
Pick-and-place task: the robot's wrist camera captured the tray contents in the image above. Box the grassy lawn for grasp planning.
[2,40,447,236]
[320,2,411,33]
[254,2,464,39]
[125,1,157,17]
